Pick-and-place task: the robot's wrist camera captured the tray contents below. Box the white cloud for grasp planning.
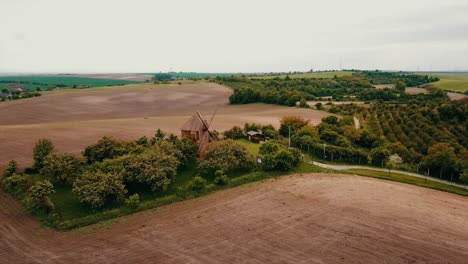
[0,0,467,72]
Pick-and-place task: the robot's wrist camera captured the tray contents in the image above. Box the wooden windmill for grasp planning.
[180,110,218,155]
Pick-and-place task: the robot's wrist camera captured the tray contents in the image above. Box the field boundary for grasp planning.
[311,161,468,190]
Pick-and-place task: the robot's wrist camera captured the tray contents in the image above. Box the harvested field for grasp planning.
[70,73,153,82]
[1,173,468,263]
[0,82,331,169]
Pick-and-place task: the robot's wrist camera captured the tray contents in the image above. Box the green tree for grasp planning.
[299,98,309,108]
[2,173,29,197]
[422,143,458,179]
[223,125,244,139]
[83,136,130,163]
[33,139,55,170]
[460,171,468,184]
[315,102,323,110]
[199,140,255,175]
[153,73,173,82]
[73,171,127,209]
[279,116,309,137]
[24,180,55,212]
[124,194,140,208]
[40,153,83,185]
[2,160,18,178]
[370,146,391,167]
[395,80,406,91]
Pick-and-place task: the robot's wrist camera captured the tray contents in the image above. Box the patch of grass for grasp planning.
[236,139,261,156]
[425,72,468,93]
[343,169,468,196]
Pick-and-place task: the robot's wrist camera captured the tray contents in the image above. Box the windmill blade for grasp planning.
[207,107,218,129]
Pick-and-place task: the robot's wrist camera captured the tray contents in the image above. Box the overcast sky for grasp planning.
[1,0,467,73]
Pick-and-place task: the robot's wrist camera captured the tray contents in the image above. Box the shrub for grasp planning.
[2,160,18,178]
[199,140,255,175]
[24,180,55,212]
[214,170,229,185]
[83,136,135,163]
[224,126,244,139]
[73,171,127,209]
[41,153,83,185]
[279,116,309,137]
[2,173,29,197]
[187,176,207,191]
[33,139,55,170]
[125,194,140,208]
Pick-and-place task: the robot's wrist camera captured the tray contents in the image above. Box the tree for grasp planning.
[342,126,361,142]
[315,102,323,110]
[33,139,55,170]
[24,180,55,212]
[299,98,309,108]
[171,137,198,166]
[460,171,468,184]
[40,153,83,185]
[279,116,309,137]
[395,80,406,91]
[2,160,18,178]
[260,142,301,171]
[83,136,130,163]
[370,146,391,167]
[422,143,458,179]
[2,173,29,197]
[224,125,244,139]
[73,171,127,209]
[153,73,173,82]
[387,154,403,176]
[199,140,255,175]
[214,170,229,185]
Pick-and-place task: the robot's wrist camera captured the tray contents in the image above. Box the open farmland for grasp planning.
[0,82,331,169]
[0,75,140,91]
[427,72,468,93]
[1,173,468,263]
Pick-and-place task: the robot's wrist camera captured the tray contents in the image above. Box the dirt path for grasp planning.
[1,173,468,263]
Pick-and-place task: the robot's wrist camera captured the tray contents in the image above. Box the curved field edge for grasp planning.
[25,162,467,231]
[34,163,329,230]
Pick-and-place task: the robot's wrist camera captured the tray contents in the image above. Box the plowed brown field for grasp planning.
[1,174,468,263]
[0,82,331,169]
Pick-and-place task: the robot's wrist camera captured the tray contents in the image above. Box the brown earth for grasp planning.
[64,73,153,82]
[1,173,467,263]
[0,82,331,169]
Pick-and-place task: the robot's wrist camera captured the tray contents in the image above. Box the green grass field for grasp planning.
[424,72,468,93]
[343,169,468,196]
[250,71,352,79]
[0,76,140,91]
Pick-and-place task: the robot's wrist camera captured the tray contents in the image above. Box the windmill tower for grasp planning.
[180,111,217,156]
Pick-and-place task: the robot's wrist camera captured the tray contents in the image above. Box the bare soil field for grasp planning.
[0,82,331,169]
[1,173,467,263]
[68,73,153,82]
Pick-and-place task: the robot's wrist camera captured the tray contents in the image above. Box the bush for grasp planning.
[33,139,55,170]
[2,160,18,178]
[199,140,255,175]
[24,180,55,213]
[73,171,127,209]
[83,136,138,163]
[2,173,29,197]
[224,126,244,139]
[125,194,140,208]
[41,153,83,185]
[187,176,207,191]
[279,116,309,137]
[214,170,229,185]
